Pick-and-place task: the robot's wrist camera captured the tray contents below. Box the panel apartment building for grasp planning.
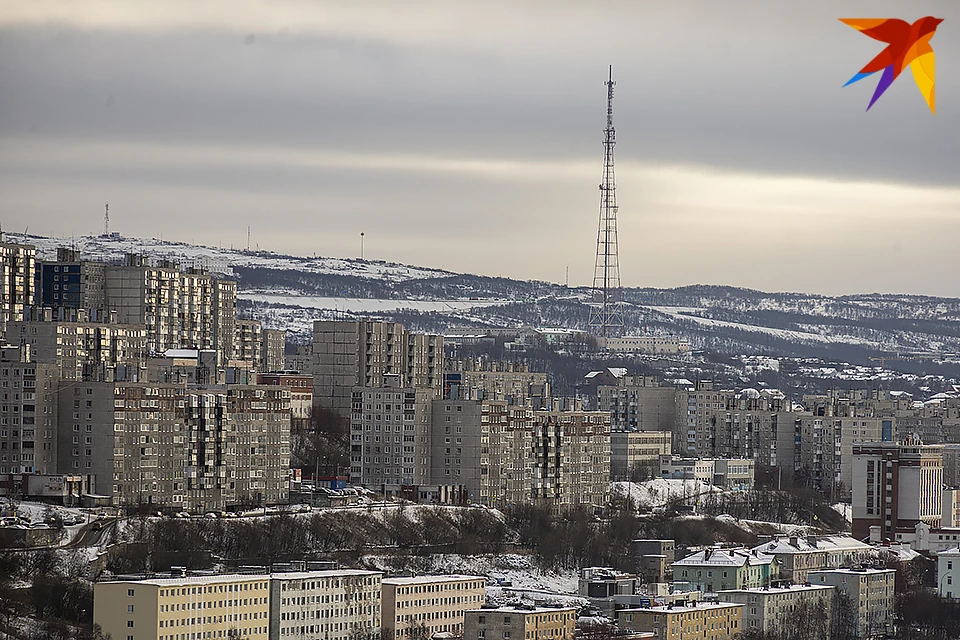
[58,380,291,511]
[0,345,60,476]
[0,240,35,332]
[381,575,486,639]
[270,569,382,640]
[312,320,443,416]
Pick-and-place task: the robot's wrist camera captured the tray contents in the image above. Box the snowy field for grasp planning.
[240,292,509,314]
[611,479,721,508]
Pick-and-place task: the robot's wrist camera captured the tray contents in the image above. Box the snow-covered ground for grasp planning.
[6,233,453,282]
[611,479,721,508]
[831,503,853,524]
[241,292,509,314]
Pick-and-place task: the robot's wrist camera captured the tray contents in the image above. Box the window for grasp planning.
[126,620,134,627]
[127,605,134,613]
[127,589,135,596]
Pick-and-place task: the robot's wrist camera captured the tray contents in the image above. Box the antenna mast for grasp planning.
[104,203,110,236]
[589,65,625,340]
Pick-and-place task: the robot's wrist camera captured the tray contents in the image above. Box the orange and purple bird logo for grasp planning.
[840,16,943,113]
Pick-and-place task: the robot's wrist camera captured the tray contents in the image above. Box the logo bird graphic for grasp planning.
[840,16,943,113]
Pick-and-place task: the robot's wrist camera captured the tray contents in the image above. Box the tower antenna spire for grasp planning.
[104,203,109,236]
[589,65,625,341]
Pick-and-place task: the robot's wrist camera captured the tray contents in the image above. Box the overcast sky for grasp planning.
[1,1,958,296]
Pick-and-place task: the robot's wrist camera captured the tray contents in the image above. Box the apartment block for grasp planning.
[58,381,291,511]
[809,568,895,639]
[257,372,313,432]
[938,546,960,599]
[349,383,435,489]
[610,430,672,480]
[430,399,483,500]
[717,584,834,635]
[851,440,944,540]
[7,309,147,381]
[0,240,35,331]
[0,345,59,475]
[618,601,743,640]
[261,328,286,372]
[529,403,610,509]
[672,548,779,593]
[211,279,237,362]
[603,335,689,355]
[381,575,486,639]
[463,606,576,640]
[270,569,382,640]
[93,574,271,640]
[234,318,263,367]
[750,535,872,584]
[36,247,106,313]
[312,320,442,416]
[595,375,679,432]
[445,360,549,403]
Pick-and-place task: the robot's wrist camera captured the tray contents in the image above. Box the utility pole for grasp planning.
[588,65,625,339]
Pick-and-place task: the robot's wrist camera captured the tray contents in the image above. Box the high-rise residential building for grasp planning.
[270,569,382,640]
[7,309,147,381]
[349,382,435,489]
[58,380,291,511]
[0,345,59,476]
[261,328,286,372]
[610,430,672,480]
[464,606,577,640]
[618,601,743,640]
[312,320,442,416]
[234,318,263,366]
[851,440,943,540]
[430,399,483,501]
[445,359,549,403]
[35,247,106,313]
[211,278,237,362]
[0,240,36,332]
[257,372,313,433]
[596,376,678,432]
[380,575,486,639]
[809,568,895,639]
[93,573,272,640]
[528,401,610,510]
[717,584,834,636]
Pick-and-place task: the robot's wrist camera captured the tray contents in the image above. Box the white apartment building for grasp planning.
[809,568,895,639]
[381,575,486,639]
[94,574,271,640]
[717,584,834,634]
[938,546,960,599]
[270,569,382,640]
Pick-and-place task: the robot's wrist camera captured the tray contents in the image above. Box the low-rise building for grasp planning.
[94,573,271,640]
[938,547,960,599]
[610,431,672,480]
[464,605,576,640]
[270,569,382,640]
[749,535,873,583]
[659,456,754,489]
[381,575,486,639]
[672,548,778,593]
[809,568,895,639]
[618,601,743,640]
[717,584,834,635]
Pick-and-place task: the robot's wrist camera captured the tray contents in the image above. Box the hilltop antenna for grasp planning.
[360,232,365,260]
[588,65,625,340]
[104,203,109,236]
[247,226,251,251]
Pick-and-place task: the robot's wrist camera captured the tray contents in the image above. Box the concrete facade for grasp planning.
[717,584,834,635]
[270,569,382,640]
[0,346,59,475]
[464,606,576,640]
[809,568,895,639]
[618,601,743,640]
[381,575,486,639]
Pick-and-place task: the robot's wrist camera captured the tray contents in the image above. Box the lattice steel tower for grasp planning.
[589,65,624,338]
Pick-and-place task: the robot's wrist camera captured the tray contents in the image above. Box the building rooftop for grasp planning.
[98,573,268,587]
[673,548,776,568]
[809,568,896,576]
[383,574,485,585]
[467,605,576,614]
[751,535,871,556]
[269,569,381,580]
[620,601,743,614]
[717,584,834,596]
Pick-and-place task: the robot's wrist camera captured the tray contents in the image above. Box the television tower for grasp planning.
[104,203,109,236]
[588,65,624,339]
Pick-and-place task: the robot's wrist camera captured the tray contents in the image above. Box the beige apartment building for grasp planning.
[463,605,576,640]
[211,279,237,363]
[0,240,35,332]
[445,359,549,403]
[58,380,291,511]
[381,575,486,639]
[430,399,484,500]
[717,584,834,635]
[270,569,382,640]
[349,383,436,489]
[7,310,147,381]
[596,379,678,433]
[0,345,59,476]
[94,574,271,640]
[809,568,896,638]
[619,601,743,640]
[261,328,286,372]
[312,320,442,416]
[610,431,672,480]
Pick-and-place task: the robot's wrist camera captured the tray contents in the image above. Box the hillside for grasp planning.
[9,233,960,367]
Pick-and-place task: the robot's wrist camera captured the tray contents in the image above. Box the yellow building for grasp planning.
[381,575,486,638]
[94,574,271,640]
[464,605,577,640]
[619,602,743,640]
